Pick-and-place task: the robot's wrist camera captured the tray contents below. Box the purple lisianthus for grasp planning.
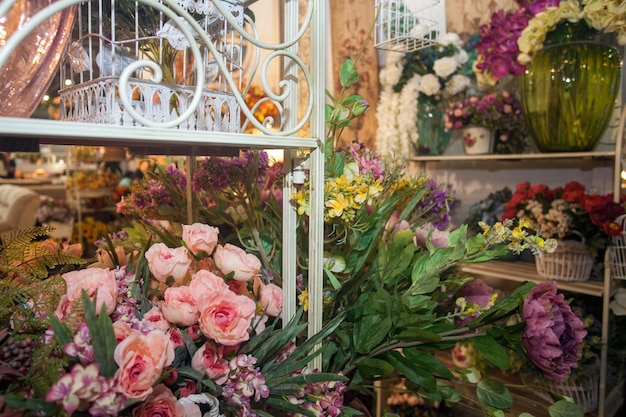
[522,281,587,381]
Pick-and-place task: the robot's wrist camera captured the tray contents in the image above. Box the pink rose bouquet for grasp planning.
[0,222,345,417]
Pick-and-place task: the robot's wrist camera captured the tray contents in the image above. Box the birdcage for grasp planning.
[374,0,445,53]
[59,0,244,131]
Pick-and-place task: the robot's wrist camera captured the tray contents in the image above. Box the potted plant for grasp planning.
[446,91,528,154]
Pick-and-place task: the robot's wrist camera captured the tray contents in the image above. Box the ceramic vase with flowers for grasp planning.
[446,91,527,155]
[475,0,625,153]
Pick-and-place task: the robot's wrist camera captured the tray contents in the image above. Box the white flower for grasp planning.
[445,74,471,95]
[433,57,458,78]
[380,64,403,88]
[418,73,441,96]
[454,49,469,65]
[438,32,462,48]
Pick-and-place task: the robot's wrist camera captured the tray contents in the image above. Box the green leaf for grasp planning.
[386,350,437,390]
[402,348,454,379]
[82,291,117,378]
[469,281,535,330]
[471,336,510,370]
[548,400,584,417]
[4,395,57,413]
[354,358,395,379]
[354,314,392,354]
[410,263,440,295]
[264,397,316,417]
[476,378,513,409]
[339,59,359,87]
[49,314,73,346]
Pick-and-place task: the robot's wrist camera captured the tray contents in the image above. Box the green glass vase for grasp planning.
[520,22,622,152]
[414,95,453,155]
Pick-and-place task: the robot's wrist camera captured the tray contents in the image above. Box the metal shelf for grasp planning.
[410,150,616,162]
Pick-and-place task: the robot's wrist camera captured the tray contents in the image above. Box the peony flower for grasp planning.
[144,243,191,285]
[158,286,200,327]
[130,384,185,417]
[182,223,219,255]
[213,243,261,282]
[198,289,257,346]
[61,268,118,315]
[114,330,175,400]
[143,306,171,332]
[522,282,587,381]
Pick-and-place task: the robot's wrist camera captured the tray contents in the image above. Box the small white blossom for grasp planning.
[433,57,458,78]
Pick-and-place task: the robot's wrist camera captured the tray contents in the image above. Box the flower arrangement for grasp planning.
[445,91,528,154]
[376,32,478,155]
[474,0,626,85]
[36,197,76,225]
[0,49,590,417]
[464,187,513,237]
[501,181,626,255]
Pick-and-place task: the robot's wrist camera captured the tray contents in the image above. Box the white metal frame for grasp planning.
[0,0,325,367]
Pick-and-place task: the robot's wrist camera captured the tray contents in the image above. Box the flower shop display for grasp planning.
[445,91,528,154]
[475,0,625,152]
[0,44,591,417]
[376,32,478,156]
[502,181,626,280]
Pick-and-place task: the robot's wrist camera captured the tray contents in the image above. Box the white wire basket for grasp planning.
[535,239,594,282]
[374,0,445,52]
[59,0,244,131]
[521,360,599,414]
[609,214,626,280]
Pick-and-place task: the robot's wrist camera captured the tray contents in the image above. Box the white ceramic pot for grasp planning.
[463,125,493,155]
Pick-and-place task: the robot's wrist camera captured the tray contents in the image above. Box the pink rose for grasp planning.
[191,341,229,384]
[114,330,175,400]
[113,320,133,344]
[258,282,283,317]
[144,243,191,285]
[168,328,184,348]
[180,402,202,417]
[189,269,229,310]
[61,242,83,257]
[96,246,129,268]
[53,295,74,321]
[61,268,118,315]
[178,380,197,397]
[158,286,199,327]
[213,244,261,282]
[182,223,219,255]
[143,306,171,332]
[198,290,257,346]
[130,384,184,417]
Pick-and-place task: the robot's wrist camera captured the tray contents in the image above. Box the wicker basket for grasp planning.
[535,239,593,282]
[521,360,599,414]
[609,215,626,280]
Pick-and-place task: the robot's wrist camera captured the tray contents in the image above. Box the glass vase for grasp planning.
[414,95,452,155]
[0,0,77,118]
[520,22,622,152]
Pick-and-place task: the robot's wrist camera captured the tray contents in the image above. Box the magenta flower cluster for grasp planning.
[522,281,587,381]
[284,370,347,417]
[475,0,559,80]
[221,354,270,416]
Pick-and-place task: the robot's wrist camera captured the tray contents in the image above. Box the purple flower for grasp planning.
[522,281,587,381]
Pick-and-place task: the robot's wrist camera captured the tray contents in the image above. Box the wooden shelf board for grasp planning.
[461,260,605,297]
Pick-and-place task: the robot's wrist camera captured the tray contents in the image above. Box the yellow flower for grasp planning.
[326,193,350,218]
[298,289,309,312]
